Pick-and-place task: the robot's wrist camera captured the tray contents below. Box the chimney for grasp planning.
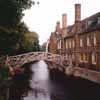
[75,4,81,33]
[62,14,67,37]
[75,4,81,23]
[62,14,67,29]
[56,21,61,33]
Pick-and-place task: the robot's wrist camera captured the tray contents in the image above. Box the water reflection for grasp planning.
[24,60,69,100]
[24,60,50,100]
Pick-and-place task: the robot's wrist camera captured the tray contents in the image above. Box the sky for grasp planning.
[23,0,100,45]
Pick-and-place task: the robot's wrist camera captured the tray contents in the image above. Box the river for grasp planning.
[22,60,100,100]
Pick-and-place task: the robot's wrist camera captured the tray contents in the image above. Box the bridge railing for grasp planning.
[4,52,64,67]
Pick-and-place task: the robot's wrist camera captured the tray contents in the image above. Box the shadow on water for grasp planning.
[49,67,100,100]
[7,62,36,100]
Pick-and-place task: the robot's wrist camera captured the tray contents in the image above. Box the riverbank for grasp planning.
[0,62,33,100]
[46,60,100,84]
[65,66,100,84]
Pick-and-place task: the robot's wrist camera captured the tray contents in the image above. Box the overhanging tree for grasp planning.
[0,0,33,27]
[0,0,35,55]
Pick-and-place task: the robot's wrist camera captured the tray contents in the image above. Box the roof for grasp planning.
[66,12,100,38]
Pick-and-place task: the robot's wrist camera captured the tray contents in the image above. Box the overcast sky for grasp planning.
[23,0,100,45]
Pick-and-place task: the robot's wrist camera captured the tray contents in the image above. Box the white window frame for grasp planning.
[94,34,96,46]
[66,40,68,49]
[80,38,83,47]
[87,36,90,46]
[58,40,61,49]
[73,40,75,48]
[92,52,96,64]
[69,40,71,48]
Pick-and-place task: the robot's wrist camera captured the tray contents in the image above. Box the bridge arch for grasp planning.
[8,52,64,68]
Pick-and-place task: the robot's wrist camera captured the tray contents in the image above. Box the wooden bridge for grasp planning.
[7,52,64,67]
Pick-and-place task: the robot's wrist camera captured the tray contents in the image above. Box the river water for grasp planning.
[24,60,68,100]
[22,60,100,100]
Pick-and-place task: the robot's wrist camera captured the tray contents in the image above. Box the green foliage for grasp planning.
[0,64,9,80]
[0,0,41,55]
[23,31,40,52]
[0,22,29,55]
[0,27,20,55]
[0,0,33,27]
[0,24,40,55]
[41,42,47,52]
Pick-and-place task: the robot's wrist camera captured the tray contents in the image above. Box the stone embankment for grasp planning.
[65,67,100,84]
[47,61,100,84]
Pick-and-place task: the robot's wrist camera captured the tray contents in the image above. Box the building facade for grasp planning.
[48,4,100,71]
[48,21,61,54]
[64,4,100,70]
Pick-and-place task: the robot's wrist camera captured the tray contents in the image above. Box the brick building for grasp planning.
[64,4,100,70]
[48,14,67,55]
[48,21,61,54]
[48,4,100,71]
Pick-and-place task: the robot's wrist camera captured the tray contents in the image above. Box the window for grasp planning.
[72,40,75,48]
[66,40,68,49]
[81,54,83,60]
[87,36,90,46]
[94,34,96,46]
[98,17,100,24]
[69,40,71,48]
[56,32,59,34]
[58,40,61,49]
[92,52,96,64]
[80,38,83,47]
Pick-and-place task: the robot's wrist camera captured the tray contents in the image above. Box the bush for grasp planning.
[0,64,9,80]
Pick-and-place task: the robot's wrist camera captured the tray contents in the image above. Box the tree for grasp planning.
[0,27,20,55]
[41,42,47,52]
[0,22,30,55]
[23,31,40,52]
[0,0,33,27]
[0,0,34,55]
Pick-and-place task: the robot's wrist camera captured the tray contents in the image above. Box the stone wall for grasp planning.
[65,67,100,84]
